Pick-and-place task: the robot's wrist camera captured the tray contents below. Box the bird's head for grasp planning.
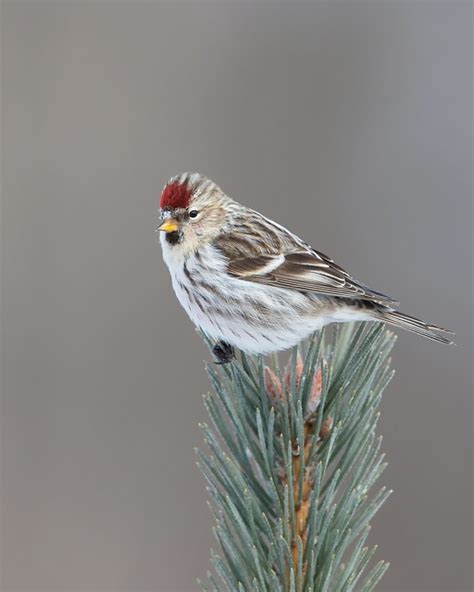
[157,173,229,250]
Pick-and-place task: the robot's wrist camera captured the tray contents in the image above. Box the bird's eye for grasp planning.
[188,210,199,218]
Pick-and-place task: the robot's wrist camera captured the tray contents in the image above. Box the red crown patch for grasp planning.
[160,182,192,210]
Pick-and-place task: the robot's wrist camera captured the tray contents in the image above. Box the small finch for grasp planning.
[157,173,453,362]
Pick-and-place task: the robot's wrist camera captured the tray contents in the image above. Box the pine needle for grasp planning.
[197,323,393,591]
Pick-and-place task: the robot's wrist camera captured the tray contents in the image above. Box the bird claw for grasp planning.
[212,341,235,364]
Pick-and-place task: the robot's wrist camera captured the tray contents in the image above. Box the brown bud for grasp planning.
[283,353,304,392]
[319,416,334,440]
[264,366,283,401]
[307,367,322,414]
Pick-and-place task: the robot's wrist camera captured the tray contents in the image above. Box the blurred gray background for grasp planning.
[1,1,472,591]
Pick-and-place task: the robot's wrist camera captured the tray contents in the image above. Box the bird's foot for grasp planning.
[212,341,235,364]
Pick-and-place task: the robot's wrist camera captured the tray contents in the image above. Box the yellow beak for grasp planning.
[156,218,179,233]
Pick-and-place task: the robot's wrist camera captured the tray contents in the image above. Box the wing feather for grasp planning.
[228,251,397,303]
[213,215,398,305]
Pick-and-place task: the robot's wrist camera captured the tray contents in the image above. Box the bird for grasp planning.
[157,172,454,363]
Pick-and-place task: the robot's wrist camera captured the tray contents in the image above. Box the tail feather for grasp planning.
[375,310,455,345]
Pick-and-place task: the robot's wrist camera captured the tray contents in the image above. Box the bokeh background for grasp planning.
[1,2,472,591]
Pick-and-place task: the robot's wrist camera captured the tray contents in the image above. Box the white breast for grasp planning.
[159,236,364,354]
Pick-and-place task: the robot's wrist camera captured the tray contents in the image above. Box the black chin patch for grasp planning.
[165,231,182,246]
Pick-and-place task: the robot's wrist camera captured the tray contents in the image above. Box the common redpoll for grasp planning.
[157,173,453,362]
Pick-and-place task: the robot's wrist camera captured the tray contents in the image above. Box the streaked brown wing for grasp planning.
[226,250,398,305]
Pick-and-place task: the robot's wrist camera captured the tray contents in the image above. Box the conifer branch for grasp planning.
[197,323,395,591]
